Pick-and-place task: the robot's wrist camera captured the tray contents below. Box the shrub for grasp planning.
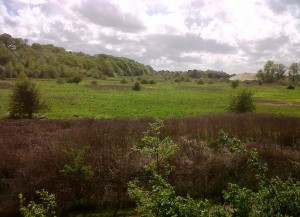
[197,79,204,84]
[224,143,300,217]
[149,80,156,84]
[67,75,82,84]
[141,79,149,84]
[132,82,141,91]
[228,88,255,113]
[128,120,230,217]
[9,73,46,118]
[231,80,239,89]
[19,189,57,217]
[120,78,127,84]
[208,80,213,84]
[287,85,295,89]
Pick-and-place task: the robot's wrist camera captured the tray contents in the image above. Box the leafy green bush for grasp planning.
[231,80,239,89]
[67,75,82,84]
[128,120,230,217]
[19,189,57,217]
[224,143,300,217]
[132,82,141,91]
[228,88,255,113]
[287,85,295,89]
[149,80,156,84]
[9,73,46,118]
[197,79,204,84]
[141,79,149,84]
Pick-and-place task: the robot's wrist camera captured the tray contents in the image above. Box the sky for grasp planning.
[0,0,300,74]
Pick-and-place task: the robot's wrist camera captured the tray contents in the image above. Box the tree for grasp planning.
[9,73,46,118]
[228,88,255,113]
[231,80,239,89]
[289,62,299,82]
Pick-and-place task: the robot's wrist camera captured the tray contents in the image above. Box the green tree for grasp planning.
[289,62,299,82]
[19,189,57,217]
[231,80,239,89]
[228,88,255,113]
[9,73,46,118]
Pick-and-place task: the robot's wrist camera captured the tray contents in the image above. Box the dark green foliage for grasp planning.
[197,79,204,84]
[141,79,149,84]
[67,75,82,84]
[287,85,295,89]
[149,80,156,84]
[132,82,141,91]
[9,73,46,118]
[228,88,255,113]
[231,80,239,89]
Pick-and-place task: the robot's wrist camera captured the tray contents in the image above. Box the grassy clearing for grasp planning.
[0,77,299,119]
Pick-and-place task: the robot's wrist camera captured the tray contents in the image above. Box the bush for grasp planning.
[67,75,82,84]
[19,189,57,217]
[231,80,239,89]
[141,79,149,84]
[287,85,295,89]
[9,73,46,118]
[132,82,141,91]
[228,88,255,113]
[149,80,156,84]
[197,79,204,84]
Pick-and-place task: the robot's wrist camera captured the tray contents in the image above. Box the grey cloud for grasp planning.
[144,34,236,54]
[74,0,145,33]
[267,0,300,15]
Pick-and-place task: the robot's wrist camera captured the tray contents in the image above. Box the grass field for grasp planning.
[0,77,300,119]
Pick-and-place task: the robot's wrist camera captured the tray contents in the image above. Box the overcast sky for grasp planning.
[1,0,300,74]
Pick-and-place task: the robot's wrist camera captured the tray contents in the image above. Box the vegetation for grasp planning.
[9,73,46,118]
[228,88,255,113]
[0,114,300,216]
[132,81,141,91]
[0,33,155,80]
[231,80,239,89]
[19,189,57,217]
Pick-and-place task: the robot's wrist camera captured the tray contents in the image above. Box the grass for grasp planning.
[0,77,299,119]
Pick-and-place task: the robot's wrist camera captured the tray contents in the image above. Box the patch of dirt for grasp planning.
[257,100,300,107]
[0,82,14,89]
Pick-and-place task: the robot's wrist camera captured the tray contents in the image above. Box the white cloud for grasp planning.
[1,0,300,73]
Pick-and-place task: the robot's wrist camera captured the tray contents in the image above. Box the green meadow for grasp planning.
[0,77,300,119]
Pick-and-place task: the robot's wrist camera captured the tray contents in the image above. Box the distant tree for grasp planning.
[228,88,255,113]
[9,73,46,118]
[257,61,287,83]
[289,62,300,82]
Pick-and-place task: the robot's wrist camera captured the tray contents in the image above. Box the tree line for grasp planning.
[257,60,300,83]
[0,33,155,80]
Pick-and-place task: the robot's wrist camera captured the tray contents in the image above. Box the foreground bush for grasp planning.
[128,120,230,217]
[228,88,255,113]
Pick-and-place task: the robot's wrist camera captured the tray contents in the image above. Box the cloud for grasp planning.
[0,0,300,73]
